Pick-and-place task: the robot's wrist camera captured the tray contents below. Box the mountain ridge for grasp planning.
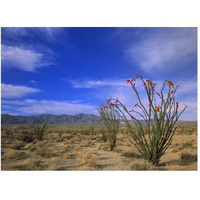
[1,114,197,126]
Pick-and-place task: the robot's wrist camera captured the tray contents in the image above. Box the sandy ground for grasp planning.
[1,127,197,171]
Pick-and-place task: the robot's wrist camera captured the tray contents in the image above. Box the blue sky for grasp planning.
[1,27,197,120]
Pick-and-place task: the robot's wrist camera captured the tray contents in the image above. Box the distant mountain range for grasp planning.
[1,113,103,126]
[1,114,197,126]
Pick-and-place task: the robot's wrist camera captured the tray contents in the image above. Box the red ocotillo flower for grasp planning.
[131,116,135,119]
[149,104,151,108]
[181,126,185,132]
[171,90,174,94]
[144,128,147,131]
[104,106,107,109]
[135,103,138,107]
[129,109,134,112]
[168,81,174,88]
[177,84,179,88]
[109,103,114,108]
[106,99,110,105]
[136,73,140,76]
[147,80,152,87]
[156,106,161,112]
[126,80,130,83]
[176,102,179,109]
[131,83,136,87]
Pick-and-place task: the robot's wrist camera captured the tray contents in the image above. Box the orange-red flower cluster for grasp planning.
[126,80,130,83]
[109,103,114,108]
[135,103,138,107]
[171,90,174,94]
[168,81,174,88]
[156,106,161,112]
[104,106,107,109]
[131,116,135,119]
[106,99,110,105]
[181,126,185,132]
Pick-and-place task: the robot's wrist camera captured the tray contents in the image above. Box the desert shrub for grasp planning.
[181,152,197,162]
[10,141,25,150]
[107,74,188,165]
[130,163,150,170]
[121,151,141,159]
[31,120,48,141]
[182,140,194,148]
[20,131,35,143]
[97,104,120,151]
[29,145,37,151]
[99,127,107,142]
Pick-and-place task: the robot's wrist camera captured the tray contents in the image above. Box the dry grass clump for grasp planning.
[79,151,101,169]
[10,141,26,150]
[130,163,151,171]
[98,144,110,151]
[166,159,181,166]
[121,151,141,159]
[2,150,25,161]
[10,159,43,170]
[182,140,194,148]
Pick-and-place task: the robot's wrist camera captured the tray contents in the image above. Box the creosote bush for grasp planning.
[97,104,120,151]
[105,74,188,165]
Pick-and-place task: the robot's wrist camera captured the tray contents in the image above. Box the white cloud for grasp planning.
[1,44,51,71]
[2,27,66,43]
[2,99,97,115]
[69,77,197,120]
[68,78,129,88]
[1,83,40,98]
[126,28,197,73]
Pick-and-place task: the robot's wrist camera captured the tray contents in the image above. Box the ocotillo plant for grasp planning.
[107,74,188,165]
[97,103,120,151]
[31,120,48,141]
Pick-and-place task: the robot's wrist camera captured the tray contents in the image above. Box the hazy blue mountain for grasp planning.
[1,114,197,126]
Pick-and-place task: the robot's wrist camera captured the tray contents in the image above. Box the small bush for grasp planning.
[130,163,150,170]
[181,152,197,162]
[121,152,141,159]
[10,142,25,150]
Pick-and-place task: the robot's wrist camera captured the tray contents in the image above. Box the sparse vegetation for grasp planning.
[1,124,197,171]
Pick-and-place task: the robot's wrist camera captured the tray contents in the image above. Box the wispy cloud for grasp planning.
[68,78,128,88]
[2,27,67,43]
[1,44,53,72]
[125,28,197,73]
[2,99,97,115]
[68,77,197,120]
[1,83,41,98]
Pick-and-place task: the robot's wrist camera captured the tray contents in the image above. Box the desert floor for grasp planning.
[1,125,197,171]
